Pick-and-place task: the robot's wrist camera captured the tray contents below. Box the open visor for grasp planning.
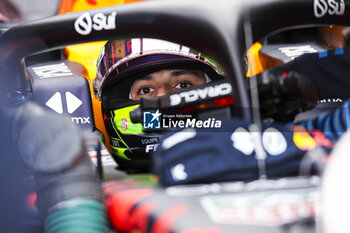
[95,38,224,109]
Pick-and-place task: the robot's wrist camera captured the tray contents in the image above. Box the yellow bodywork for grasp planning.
[58,0,145,153]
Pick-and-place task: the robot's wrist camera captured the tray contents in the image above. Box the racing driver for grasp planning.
[95,36,350,179]
[95,38,223,172]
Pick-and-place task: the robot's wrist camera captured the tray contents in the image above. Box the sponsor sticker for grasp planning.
[171,163,188,181]
[169,83,232,106]
[318,98,343,103]
[32,63,73,79]
[231,127,255,155]
[74,11,117,35]
[231,126,287,156]
[278,45,318,60]
[46,91,82,114]
[293,126,317,151]
[314,0,345,18]
[292,126,335,150]
[121,118,128,131]
[200,189,317,225]
[262,127,287,156]
[45,91,90,125]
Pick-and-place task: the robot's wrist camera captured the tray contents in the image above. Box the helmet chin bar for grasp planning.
[129,80,235,132]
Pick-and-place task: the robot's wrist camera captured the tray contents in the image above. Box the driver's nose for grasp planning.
[155,87,170,97]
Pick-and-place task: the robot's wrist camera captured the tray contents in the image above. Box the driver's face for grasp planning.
[130,69,207,100]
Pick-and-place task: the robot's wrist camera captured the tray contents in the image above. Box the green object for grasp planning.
[45,199,109,233]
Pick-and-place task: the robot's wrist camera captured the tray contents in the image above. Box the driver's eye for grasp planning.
[138,86,154,95]
[175,82,193,89]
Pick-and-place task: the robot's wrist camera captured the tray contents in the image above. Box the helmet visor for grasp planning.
[97,38,223,109]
